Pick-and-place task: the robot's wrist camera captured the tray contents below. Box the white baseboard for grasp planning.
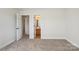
[41,37,66,39]
[65,37,79,48]
[0,39,15,49]
[30,37,66,40]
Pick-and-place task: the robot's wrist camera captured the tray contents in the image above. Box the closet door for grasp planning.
[16,13,22,40]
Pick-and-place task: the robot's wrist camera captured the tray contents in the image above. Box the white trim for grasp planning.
[65,37,79,48]
[29,37,66,39]
[41,37,66,39]
[0,40,15,49]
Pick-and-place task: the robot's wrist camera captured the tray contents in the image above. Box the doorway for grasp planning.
[34,15,41,39]
[22,15,29,38]
[16,14,29,41]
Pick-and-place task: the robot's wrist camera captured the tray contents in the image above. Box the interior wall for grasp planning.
[25,16,29,35]
[0,8,18,49]
[65,9,79,47]
[19,8,66,39]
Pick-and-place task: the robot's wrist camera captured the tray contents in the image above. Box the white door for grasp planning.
[16,13,23,40]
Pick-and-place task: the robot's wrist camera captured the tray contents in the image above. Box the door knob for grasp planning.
[16,28,19,29]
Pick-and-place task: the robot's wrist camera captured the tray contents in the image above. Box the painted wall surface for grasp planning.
[19,8,66,39]
[0,8,17,49]
[65,9,79,47]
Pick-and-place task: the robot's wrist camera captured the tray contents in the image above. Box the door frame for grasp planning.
[16,13,34,40]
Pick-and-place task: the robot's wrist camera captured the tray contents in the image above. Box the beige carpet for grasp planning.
[0,36,79,51]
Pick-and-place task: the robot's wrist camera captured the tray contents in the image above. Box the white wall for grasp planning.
[0,8,18,49]
[25,16,29,35]
[65,9,79,47]
[19,8,66,39]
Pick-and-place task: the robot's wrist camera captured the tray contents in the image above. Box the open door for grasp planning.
[16,13,23,40]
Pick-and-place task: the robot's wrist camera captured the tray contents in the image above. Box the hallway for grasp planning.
[0,36,79,51]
